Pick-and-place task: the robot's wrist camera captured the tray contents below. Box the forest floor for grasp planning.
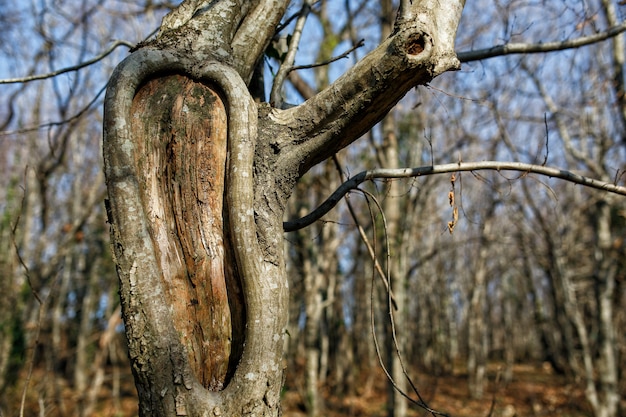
[280,361,596,417]
[8,361,604,417]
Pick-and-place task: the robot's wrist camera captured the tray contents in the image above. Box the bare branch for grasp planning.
[365,185,448,416]
[231,0,291,82]
[331,156,398,309]
[270,0,312,107]
[0,84,106,136]
[289,39,365,72]
[458,20,626,62]
[283,161,626,232]
[0,40,133,84]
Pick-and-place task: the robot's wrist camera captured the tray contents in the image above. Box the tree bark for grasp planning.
[104,52,289,416]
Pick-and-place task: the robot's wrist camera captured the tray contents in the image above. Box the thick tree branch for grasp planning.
[158,0,247,38]
[458,20,626,62]
[269,0,312,107]
[283,161,626,232]
[231,0,291,83]
[151,0,248,65]
[270,1,464,175]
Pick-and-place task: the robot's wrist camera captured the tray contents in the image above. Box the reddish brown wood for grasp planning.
[130,74,240,390]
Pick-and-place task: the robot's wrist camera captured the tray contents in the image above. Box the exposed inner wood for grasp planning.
[130,74,244,391]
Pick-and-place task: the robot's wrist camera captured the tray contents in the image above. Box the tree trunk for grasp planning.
[380,2,408,416]
[103,1,464,414]
[104,56,290,416]
[584,200,619,417]
[467,207,494,400]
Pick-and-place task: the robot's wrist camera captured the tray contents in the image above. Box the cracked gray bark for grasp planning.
[103,0,465,415]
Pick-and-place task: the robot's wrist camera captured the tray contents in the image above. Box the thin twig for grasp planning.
[19,300,47,417]
[0,40,133,84]
[542,113,549,166]
[0,84,107,136]
[362,187,448,416]
[12,177,47,417]
[270,0,312,106]
[11,173,41,304]
[331,156,398,308]
[289,39,365,71]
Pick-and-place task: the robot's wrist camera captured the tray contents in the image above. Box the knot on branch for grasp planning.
[390,27,432,68]
[405,33,426,56]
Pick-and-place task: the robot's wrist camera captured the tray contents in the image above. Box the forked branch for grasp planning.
[272,0,465,175]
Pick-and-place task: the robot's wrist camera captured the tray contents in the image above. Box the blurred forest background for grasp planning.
[0,0,625,416]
